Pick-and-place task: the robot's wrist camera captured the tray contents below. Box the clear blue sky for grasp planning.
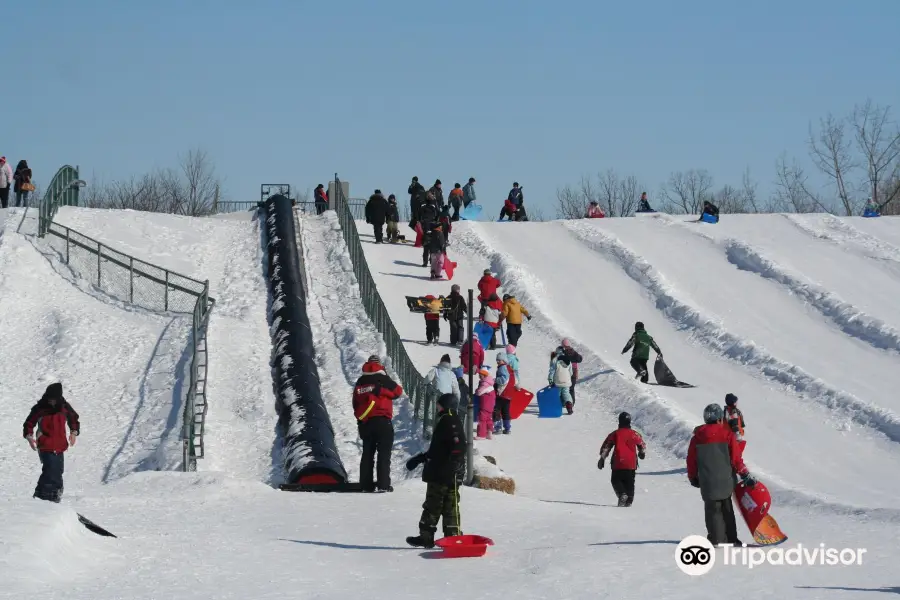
[7,0,900,215]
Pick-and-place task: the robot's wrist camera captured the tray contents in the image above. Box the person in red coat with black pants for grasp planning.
[598,412,645,506]
[353,355,404,492]
[22,383,80,503]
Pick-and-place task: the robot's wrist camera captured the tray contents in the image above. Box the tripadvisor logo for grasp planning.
[676,535,867,575]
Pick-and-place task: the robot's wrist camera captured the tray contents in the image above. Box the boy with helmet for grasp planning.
[621,321,662,383]
[598,412,646,506]
[687,403,756,546]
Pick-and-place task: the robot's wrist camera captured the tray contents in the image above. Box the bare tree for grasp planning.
[661,169,714,214]
[527,205,548,222]
[178,149,219,215]
[808,113,857,215]
[740,168,760,213]
[555,182,589,219]
[773,155,830,213]
[851,99,900,212]
[617,174,642,216]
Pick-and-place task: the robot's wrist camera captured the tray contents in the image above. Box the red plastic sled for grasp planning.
[414,223,424,247]
[443,253,457,280]
[508,387,534,419]
[733,480,788,546]
[435,535,494,558]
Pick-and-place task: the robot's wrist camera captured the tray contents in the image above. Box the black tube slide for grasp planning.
[263,194,348,485]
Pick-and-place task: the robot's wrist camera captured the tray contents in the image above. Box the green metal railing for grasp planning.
[331,175,442,438]
[36,166,215,472]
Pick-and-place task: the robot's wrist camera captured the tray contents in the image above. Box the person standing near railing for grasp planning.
[365,189,389,244]
[352,355,404,492]
[314,184,328,215]
[14,160,33,208]
[0,156,12,209]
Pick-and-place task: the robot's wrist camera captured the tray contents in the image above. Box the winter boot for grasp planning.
[406,534,435,549]
[617,493,629,507]
[375,486,394,493]
[565,401,573,415]
[624,495,633,507]
[503,419,511,434]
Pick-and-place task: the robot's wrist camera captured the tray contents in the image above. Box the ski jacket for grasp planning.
[419,202,438,226]
[477,275,501,299]
[508,187,523,206]
[425,362,461,400]
[352,362,403,422]
[622,330,661,360]
[724,405,745,437]
[408,181,426,204]
[504,198,517,213]
[506,353,520,380]
[315,187,328,205]
[586,205,605,218]
[449,188,464,206]
[386,202,400,223]
[460,339,485,374]
[0,162,12,188]
[13,163,32,192]
[23,396,80,453]
[456,376,471,409]
[423,297,444,321]
[600,426,645,471]
[686,423,748,501]
[548,357,573,387]
[637,199,653,212]
[429,185,444,207]
[482,297,503,329]
[703,202,719,218]
[494,363,512,397]
[462,182,476,206]
[426,228,446,253]
[365,194,389,223]
[501,297,529,325]
[447,292,467,321]
[556,346,583,377]
[420,409,466,485]
[439,215,452,235]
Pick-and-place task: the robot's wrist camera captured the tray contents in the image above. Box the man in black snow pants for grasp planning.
[365,190,390,243]
[352,355,404,492]
[405,394,467,548]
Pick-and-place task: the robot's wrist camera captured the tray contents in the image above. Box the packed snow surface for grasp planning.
[2,206,900,598]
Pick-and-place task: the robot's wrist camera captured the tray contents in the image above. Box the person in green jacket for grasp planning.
[621,322,662,383]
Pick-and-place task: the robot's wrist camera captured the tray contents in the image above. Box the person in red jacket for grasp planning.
[460,336,485,375]
[477,270,501,311]
[480,293,503,349]
[22,382,80,503]
[687,404,756,546]
[352,355,404,492]
[598,412,645,506]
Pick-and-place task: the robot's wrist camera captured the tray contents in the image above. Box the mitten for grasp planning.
[406,454,426,471]
[689,477,700,488]
[740,473,757,488]
[638,449,646,460]
[597,458,604,470]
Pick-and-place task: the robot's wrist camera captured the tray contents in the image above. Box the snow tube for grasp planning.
[700,213,719,223]
[733,479,788,546]
[459,203,482,220]
[864,209,880,217]
[536,386,563,418]
[264,194,348,485]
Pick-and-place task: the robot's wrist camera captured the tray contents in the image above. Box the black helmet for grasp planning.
[618,411,631,427]
[703,403,724,424]
[635,321,644,331]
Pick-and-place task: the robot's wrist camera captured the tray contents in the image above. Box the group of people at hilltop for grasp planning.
[0,156,34,209]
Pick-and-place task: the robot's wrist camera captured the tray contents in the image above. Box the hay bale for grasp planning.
[473,474,516,495]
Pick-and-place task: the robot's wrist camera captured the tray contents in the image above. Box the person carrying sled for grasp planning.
[419,194,440,267]
[481,293,503,349]
[598,411,646,506]
[501,293,531,347]
[504,344,521,388]
[386,195,401,243]
[548,349,575,414]
[449,183,464,221]
[425,354,461,412]
[446,284,467,346]
[406,393,467,548]
[314,183,328,215]
[493,352,515,435]
[408,176,426,225]
[474,368,496,439]
[426,223,446,280]
[701,200,719,223]
[556,339,583,408]
[365,190,390,243]
[439,205,452,243]
[462,177,476,208]
[460,335,485,375]
[621,322,661,383]
[352,356,404,492]
[423,295,444,345]
[724,393,745,443]
[586,201,605,218]
[23,383,80,503]
[687,404,757,546]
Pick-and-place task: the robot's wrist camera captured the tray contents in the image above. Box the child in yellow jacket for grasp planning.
[501,294,531,347]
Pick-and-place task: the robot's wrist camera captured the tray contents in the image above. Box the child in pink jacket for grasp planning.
[476,368,496,439]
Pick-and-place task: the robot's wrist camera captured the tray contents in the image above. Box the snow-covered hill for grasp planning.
[2,206,899,599]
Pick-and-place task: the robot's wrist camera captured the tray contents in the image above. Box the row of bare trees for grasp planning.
[555,99,900,219]
[80,149,223,216]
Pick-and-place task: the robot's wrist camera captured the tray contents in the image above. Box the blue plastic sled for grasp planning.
[460,203,483,220]
[536,386,563,418]
[700,213,719,224]
[864,209,880,218]
[474,321,495,350]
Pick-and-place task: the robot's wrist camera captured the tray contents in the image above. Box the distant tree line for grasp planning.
[555,98,900,219]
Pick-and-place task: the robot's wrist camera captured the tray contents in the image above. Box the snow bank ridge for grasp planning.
[563,221,900,444]
[785,213,900,263]
[456,224,698,458]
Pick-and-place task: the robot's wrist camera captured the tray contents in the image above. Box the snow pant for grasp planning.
[449,318,464,345]
[494,396,511,433]
[487,327,498,349]
[422,244,430,266]
[450,198,461,221]
[570,372,577,406]
[558,385,572,407]
[630,357,649,383]
[0,187,9,209]
[498,206,513,220]
[704,498,740,545]
[426,318,440,343]
[430,251,444,278]
[315,200,327,215]
[16,190,30,207]
[506,323,522,346]
[371,220,385,243]
[418,480,461,541]
[477,395,495,438]
[34,451,65,502]
[610,469,636,505]
[358,417,394,491]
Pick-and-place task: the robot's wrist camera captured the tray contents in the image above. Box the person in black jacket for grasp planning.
[419,194,440,267]
[14,160,33,208]
[365,190,390,243]
[701,200,719,222]
[445,284,468,345]
[429,179,444,209]
[386,195,401,242]
[406,394,467,548]
[427,223,447,280]
[408,177,426,226]
[555,340,583,411]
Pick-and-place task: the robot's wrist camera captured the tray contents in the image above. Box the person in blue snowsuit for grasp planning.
[493,353,512,434]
